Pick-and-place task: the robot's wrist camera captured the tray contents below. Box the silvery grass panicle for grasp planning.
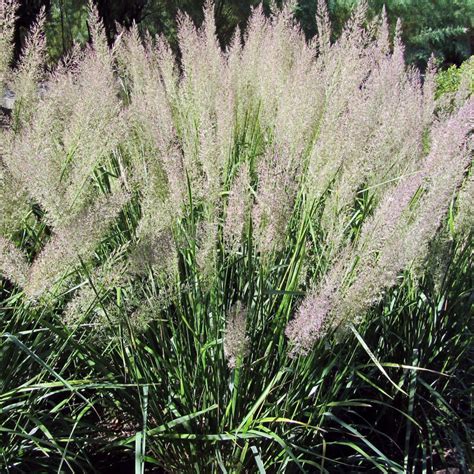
[252,150,299,254]
[224,301,249,368]
[244,4,309,134]
[0,161,30,238]
[0,5,48,231]
[0,2,474,470]
[0,0,16,87]
[232,3,323,164]
[0,1,32,279]
[11,7,46,128]
[455,173,474,236]
[285,256,347,355]
[224,162,251,253]
[64,252,129,327]
[0,0,472,347]
[340,103,473,318]
[0,235,28,288]
[195,219,219,280]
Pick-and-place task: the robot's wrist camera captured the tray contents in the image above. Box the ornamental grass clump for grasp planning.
[0,0,473,471]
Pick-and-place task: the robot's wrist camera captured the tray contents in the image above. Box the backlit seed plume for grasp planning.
[423,55,437,127]
[4,21,122,227]
[316,0,331,53]
[307,6,426,251]
[285,288,331,356]
[253,151,297,254]
[176,2,230,204]
[454,174,474,236]
[129,228,178,281]
[343,99,473,318]
[196,219,218,281]
[0,236,29,287]
[285,255,347,354]
[0,0,17,86]
[224,163,251,253]
[87,0,110,65]
[0,163,31,237]
[118,25,185,219]
[224,301,249,368]
[376,5,389,54]
[11,7,46,128]
[454,61,474,109]
[25,191,129,299]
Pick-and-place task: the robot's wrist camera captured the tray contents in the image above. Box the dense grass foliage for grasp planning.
[1,0,473,471]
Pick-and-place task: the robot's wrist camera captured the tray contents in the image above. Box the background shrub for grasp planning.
[0,1,473,472]
[7,0,474,68]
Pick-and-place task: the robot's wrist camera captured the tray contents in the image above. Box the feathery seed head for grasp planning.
[25,191,129,299]
[224,162,251,253]
[224,301,249,368]
[253,151,297,254]
[0,0,17,86]
[0,236,28,288]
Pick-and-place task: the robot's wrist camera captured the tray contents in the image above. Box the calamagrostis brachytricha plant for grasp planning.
[0,0,473,471]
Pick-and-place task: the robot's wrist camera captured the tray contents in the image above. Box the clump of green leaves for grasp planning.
[436,55,474,98]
